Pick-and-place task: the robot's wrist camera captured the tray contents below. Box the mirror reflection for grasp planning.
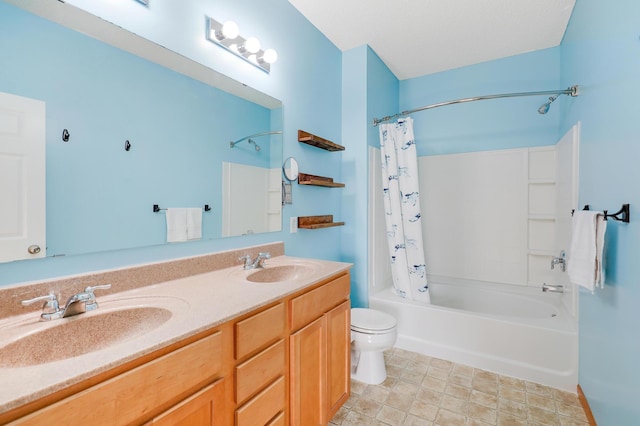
[0,2,283,258]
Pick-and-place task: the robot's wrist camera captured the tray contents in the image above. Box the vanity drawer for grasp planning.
[290,273,350,331]
[235,340,285,404]
[235,303,285,359]
[13,330,224,425]
[235,376,285,426]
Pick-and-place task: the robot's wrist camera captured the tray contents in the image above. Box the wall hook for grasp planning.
[62,129,70,142]
[124,140,131,151]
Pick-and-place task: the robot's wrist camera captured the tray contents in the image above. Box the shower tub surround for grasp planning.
[370,279,578,392]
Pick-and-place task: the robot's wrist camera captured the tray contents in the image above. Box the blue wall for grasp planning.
[561,0,640,423]
[0,3,274,256]
[399,48,563,156]
[0,0,343,286]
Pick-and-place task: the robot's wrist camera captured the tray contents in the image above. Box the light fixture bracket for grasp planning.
[206,16,273,73]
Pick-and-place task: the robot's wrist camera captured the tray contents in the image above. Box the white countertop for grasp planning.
[0,255,351,414]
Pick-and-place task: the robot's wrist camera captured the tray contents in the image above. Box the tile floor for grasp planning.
[330,347,590,426]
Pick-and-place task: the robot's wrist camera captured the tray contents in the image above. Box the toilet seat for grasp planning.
[351,308,396,335]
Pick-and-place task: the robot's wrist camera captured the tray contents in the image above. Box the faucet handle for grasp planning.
[258,252,271,259]
[21,293,62,321]
[84,284,112,294]
[83,284,111,311]
[21,293,59,310]
[239,254,252,267]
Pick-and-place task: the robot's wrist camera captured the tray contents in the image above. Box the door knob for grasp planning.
[27,245,41,254]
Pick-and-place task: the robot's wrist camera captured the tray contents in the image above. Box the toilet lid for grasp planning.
[351,308,396,333]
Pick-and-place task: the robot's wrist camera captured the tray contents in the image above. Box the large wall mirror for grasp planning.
[0,1,283,258]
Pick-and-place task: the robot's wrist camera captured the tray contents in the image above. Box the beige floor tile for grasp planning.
[417,387,443,406]
[468,403,497,425]
[428,366,451,380]
[470,389,498,409]
[498,398,527,419]
[331,348,588,426]
[556,401,589,422]
[473,378,499,395]
[353,397,383,418]
[498,386,525,403]
[440,394,469,415]
[526,393,556,412]
[377,405,408,426]
[527,405,559,424]
[422,375,447,393]
[449,373,473,388]
[409,400,439,421]
[474,370,499,383]
[525,381,554,398]
[403,414,434,426]
[386,390,417,412]
[430,358,454,371]
[498,376,525,391]
[446,383,472,400]
[452,363,475,377]
[435,408,466,426]
[363,385,391,404]
[496,412,527,426]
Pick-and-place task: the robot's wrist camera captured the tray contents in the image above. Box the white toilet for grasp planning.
[350,308,398,385]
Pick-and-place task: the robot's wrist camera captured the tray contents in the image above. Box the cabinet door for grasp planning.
[290,316,326,425]
[326,300,351,419]
[151,378,225,426]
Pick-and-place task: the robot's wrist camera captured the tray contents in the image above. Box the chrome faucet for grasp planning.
[239,252,271,270]
[550,250,567,272]
[61,284,112,317]
[21,284,111,321]
[542,283,564,293]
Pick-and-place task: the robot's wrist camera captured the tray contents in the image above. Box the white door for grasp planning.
[0,92,46,263]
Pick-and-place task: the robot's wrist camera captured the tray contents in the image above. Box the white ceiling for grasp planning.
[288,0,576,80]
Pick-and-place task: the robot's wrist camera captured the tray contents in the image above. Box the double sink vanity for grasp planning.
[0,243,352,425]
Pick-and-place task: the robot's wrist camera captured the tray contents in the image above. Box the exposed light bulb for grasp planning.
[244,37,261,54]
[262,48,278,64]
[221,21,239,39]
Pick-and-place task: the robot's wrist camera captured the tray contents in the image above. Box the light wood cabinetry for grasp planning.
[289,273,351,425]
[7,271,350,426]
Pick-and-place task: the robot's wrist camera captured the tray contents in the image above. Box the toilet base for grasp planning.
[351,348,387,385]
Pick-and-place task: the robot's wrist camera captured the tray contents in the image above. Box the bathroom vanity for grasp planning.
[0,246,351,425]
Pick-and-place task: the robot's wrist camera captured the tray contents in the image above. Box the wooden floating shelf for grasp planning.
[298,172,345,188]
[298,215,345,229]
[298,130,345,152]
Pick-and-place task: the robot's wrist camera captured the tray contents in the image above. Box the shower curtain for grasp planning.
[379,118,430,303]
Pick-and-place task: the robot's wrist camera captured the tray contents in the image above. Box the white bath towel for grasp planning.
[166,208,188,243]
[567,211,607,292]
[186,207,202,240]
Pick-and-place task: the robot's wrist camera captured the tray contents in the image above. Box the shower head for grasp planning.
[248,138,261,151]
[538,94,559,115]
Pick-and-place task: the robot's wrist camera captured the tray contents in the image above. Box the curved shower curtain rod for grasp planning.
[229,130,283,148]
[372,85,579,127]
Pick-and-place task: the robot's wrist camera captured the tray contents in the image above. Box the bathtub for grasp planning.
[369,280,578,392]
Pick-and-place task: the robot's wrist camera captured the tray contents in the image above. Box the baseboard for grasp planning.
[577,384,597,426]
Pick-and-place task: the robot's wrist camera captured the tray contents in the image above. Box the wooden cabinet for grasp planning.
[11,330,227,425]
[8,271,351,426]
[150,379,226,426]
[289,273,351,425]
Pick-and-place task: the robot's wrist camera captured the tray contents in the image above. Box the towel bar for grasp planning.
[153,204,212,213]
[571,204,630,223]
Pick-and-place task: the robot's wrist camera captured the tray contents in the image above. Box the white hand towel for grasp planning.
[567,211,607,292]
[186,207,202,240]
[166,208,188,243]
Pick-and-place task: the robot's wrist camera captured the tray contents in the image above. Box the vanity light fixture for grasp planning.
[206,16,278,73]
[135,0,149,5]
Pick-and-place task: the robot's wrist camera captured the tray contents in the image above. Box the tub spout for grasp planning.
[542,283,564,294]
